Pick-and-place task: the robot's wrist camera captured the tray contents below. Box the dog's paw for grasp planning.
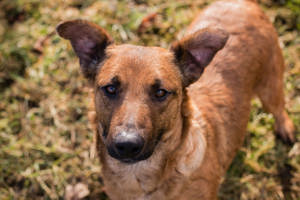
[275,114,296,145]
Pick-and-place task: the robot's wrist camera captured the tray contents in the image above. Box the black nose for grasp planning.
[113,133,144,159]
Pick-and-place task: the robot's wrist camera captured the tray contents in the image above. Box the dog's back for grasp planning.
[178,0,295,198]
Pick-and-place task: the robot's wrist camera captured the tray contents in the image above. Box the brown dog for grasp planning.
[57,0,295,199]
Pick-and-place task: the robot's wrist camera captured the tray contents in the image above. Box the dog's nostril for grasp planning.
[132,147,139,153]
[117,145,125,151]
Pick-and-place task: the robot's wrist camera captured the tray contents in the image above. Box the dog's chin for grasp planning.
[108,149,154,164]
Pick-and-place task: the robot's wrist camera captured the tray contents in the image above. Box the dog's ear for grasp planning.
[171,28,228,86]
[57,20,113,80]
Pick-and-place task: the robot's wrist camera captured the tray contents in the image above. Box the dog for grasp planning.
[57,0,295,199]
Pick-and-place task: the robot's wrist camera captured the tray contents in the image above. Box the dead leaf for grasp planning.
[65,182,90,200]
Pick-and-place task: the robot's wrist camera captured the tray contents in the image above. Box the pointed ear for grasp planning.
[171,28,229,86]
[56,20,113,80]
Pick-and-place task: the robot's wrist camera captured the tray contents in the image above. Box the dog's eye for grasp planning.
[102,85,117,97]
[155,89,169,101]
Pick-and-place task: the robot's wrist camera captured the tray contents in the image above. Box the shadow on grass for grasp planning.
[218,150,246,200]
[218,136,296,200]
[275,137,296,200]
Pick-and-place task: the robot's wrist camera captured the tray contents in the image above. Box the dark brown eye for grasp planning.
[155,89,169,100]
[102,85,117,97]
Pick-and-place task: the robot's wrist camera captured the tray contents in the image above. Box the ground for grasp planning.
[0,0,299,199]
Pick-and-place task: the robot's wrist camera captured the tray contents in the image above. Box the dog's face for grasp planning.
[57,20,228,163]
[94,45,183,163]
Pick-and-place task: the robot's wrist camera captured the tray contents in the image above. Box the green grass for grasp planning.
[0,0,299,199]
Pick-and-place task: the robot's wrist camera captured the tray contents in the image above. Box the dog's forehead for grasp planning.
[97,44,182,87]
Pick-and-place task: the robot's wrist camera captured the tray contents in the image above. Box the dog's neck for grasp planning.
[163,90,207,177]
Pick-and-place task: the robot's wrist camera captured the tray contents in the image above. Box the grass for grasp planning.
[0,0,299,199]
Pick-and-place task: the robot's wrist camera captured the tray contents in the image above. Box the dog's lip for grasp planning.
[120,158,138,164]
[107,146,154,164]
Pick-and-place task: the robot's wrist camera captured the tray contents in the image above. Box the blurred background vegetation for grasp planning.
[0,0,299,199]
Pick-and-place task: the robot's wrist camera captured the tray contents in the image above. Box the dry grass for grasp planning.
[0,0,299,199]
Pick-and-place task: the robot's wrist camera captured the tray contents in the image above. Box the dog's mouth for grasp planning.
[107,145,154,164]
[118,152,153,164]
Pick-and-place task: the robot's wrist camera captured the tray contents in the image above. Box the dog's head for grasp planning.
[57,20,228,163]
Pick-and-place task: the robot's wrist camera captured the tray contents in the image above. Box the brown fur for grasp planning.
[57,0,295,199]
